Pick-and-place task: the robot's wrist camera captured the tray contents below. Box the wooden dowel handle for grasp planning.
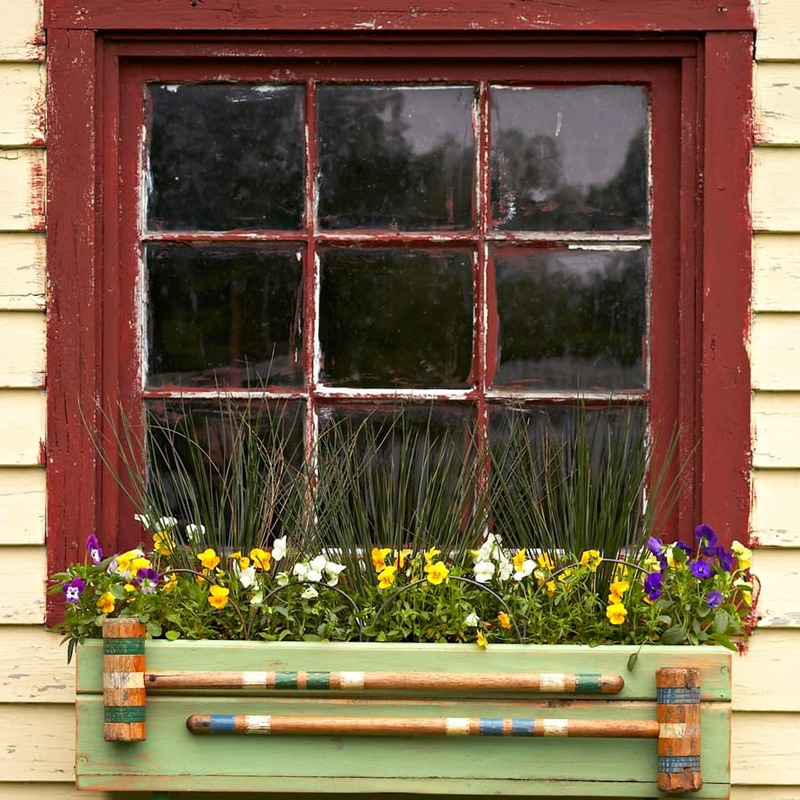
[657,667,703,794]
[102,617,147,742]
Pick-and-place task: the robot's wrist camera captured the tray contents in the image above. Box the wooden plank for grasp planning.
[751,546,800,628]
[732,788,800,800]
[76,639,732,700]
[732,629,800,711]
[0,785,136,800]
[0,703,74,781]
[752,148,800,233]
[755,0,800,61]
[0,63,45,147]
[0,626,73,703]
[755,63,800,145]
[753,233,800,312]
[752,392,800,469]
[0,389,45,466]
[76,695,730,796]
[0,466,45,545]
[0,232,45,311]
[0,545,45,624]
[0,312,44,387]
[43,0,754,32]
[731,711,800,785]
[751,314,800,390]
[0,149,44,232]
[0,0,43,62]
[751,469,800,547]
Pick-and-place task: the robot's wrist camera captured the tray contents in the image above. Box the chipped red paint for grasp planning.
[28,156,46,231]
[44,2,754,627]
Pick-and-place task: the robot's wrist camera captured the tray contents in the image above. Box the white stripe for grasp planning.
[103,671,145,689]
[338,671,366,690]
[242,671,268,687]
[539,673,567,692]
[542,719,569,737]
[445,717,471,735]
[244,715,271,734]
[660,722,687,738]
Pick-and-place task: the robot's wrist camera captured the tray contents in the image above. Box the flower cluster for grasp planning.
[50,520,756,660]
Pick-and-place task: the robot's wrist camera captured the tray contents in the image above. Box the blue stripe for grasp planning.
[659,756,701,773]
[657,687,701,704]
[511,719,535,736]
[208,715,237,732]
[479,718,505,736]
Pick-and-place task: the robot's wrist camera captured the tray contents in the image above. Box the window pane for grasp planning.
[319,248,474,389]
[317,85,475,230]
[491,86,649,232]
[146,244,303,388]
[492,248,647,391]
[147,84,304,231]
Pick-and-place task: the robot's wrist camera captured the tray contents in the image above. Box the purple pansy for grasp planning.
[86,533,103,565]
[644,571,663,601]
[710,546,734,572]
[706,590,723,609]
[689,559,712,579]
[63,577,86,603]
[136,567,160,595]
[647,537,663,556]
[675,541,693,555]
[694,523,718,548]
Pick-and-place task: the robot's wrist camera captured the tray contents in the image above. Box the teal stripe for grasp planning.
[103,638,145,655]
[306,672,331,690]
[659,755,701,773]
[657,687,701,704]
[479,718,505,736]
[104,705,145,723]
[275,672,298,689]
[511,719,535,736]
[575,674,602,692]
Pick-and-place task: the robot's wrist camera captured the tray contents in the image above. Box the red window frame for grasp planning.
[44,0,754,622]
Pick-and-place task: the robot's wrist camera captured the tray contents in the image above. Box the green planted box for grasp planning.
[76,627,731,798]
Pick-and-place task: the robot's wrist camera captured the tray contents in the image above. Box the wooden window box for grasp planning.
[75,621,731,798]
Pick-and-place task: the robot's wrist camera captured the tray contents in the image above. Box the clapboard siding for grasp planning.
[752,147,800,232]
[752,393,800,469]
[752,469,800,547]
[750,547,800,629]
[0,311,44,387]
[0,149,44,231]
[0,62,44,146]
[755,0,800,61]
[0,545,45,624]
[0,389,45,465]
[753,234,800,312]
[0,0,42,62]
[0,627,72,702]
[751,313,800,390]
[0,466,45,545]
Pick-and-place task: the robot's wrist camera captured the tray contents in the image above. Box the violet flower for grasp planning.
[136,567,160,595]
[86,534,103,565]
[689,559,712,579]
[644,571,663,601]
[63,577,86,603]
[706,590,723,609]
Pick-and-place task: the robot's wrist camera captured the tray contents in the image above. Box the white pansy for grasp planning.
[512,559,536,582]
[271,536,287,561]
[473,560,495,584]
[324,560,346,587]
[292,562,309,581]
[276,571,290,587]
[237,565,257,589]
[465,612,480,627]
[497,557,514,581]
[185,523,206,541]
[249,590,264,606]
[156,516,177,530]
[301,585,319,600]
[133,513,152,530]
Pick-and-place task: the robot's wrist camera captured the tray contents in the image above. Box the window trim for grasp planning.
[44,3,754,623]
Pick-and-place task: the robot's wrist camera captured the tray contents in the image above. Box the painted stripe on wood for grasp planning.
[753,234,800,312]
[0,63,44,146]
[0,389,45,465]
[751,470,800,547]
[0,0,43,62]
[0,545,45,624]
[0,312,44,387]
[0,466,45,545]
[752,393,800,468]
[0,149,44,232]
[753,148,800,233]
[754,0,800,62]
[751,314,800,390]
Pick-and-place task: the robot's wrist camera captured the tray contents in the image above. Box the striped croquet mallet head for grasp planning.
[102,617,147,742]
[656,667,702,793]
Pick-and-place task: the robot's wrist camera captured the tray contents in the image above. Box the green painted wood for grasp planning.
[75,640,731,797]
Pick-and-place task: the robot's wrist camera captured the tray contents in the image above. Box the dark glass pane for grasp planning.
[317,85,475,230]
[147,84,304,231]
[319,248,473,388]
[316,405,477,548]
[146,244,303,388]
[492,248,647,390]
[145,399,305,547]
[491,86,649,232]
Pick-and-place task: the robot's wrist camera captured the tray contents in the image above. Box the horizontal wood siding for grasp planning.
[0,62,45,146]
[0,0,43,62]
[754,0,800,61]
[0,467,45,545]
[753,234,800,311]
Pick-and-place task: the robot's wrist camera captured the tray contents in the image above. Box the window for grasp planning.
[45,2,754,620]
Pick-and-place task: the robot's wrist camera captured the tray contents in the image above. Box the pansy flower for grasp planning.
[644,571,663,601]
[63,577,85,603]
[136,567,160,594]
[706,589,723,609]
[689,559,712,579]
[85,534,103,565]
[207,585,229,609]
[97,591,115,614]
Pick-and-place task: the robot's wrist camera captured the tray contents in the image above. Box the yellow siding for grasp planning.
[0,311,44,387]
[0,62,44,146]
[753,234,800,312]
[0,467,45,545]
[755,0,800,61]
[0,389,45,465]
[752,148,800,232]
[752,469,800,547]
[0,149,44,231]
[0,545,45,624]
[751,313,800,390]
[0,0,42,62]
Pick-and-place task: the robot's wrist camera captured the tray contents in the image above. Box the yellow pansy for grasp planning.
[208,585,230,609]
[536,552,554,572]
[512,549,527,572]
[608,579,630,604]
[153,531,174,556]
[97,591,115,614]
[163,573,177,593]
[579,549,602,572]
[197,548,220,571]
[545,580,556,598]
[424,548,441,565]
[476,630,488,649]
[371,547,391,573]
[497,612,511,630]
[377,565,397,589]
[425,560,449,585]
[731,540,752,571]
[249,548,271,571]
[394,548,413,570]
[606,602,628,625]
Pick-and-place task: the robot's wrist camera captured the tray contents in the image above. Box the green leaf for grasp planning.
[713,608,731,635]
[661,624,688,645]
[165,630,181,641]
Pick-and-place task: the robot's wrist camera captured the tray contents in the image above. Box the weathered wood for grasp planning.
[0,626,73,702]
[0,389,45,466]
[656,668,703,793]
[753,234,800,313]
[755,63,800,146]
[753,148,800,233]
[732,629,800,711]
[0,232,45,311]
[0,149,44,232]
[0,466,45,545]
[0,63,45,147]
[0,545,45,624]
[751,314,800,391]
[0,703,75,781]
[0,311,45,388]
[750,547,800,628]
[752,393,800,469]
[101,618,146,742]
[755,0,800,61]
[0,0,43,62]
